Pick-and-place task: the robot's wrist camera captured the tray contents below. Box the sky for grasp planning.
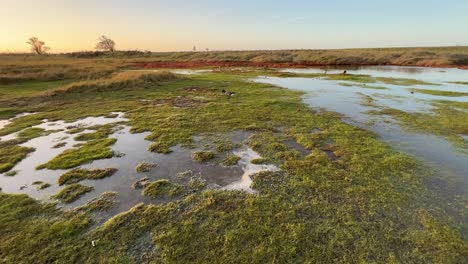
[1,0,467,53]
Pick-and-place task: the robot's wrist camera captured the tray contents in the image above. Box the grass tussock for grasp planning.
[74,192,118,213]
[58,168,117,185]
[192,151,215,163]
[222,154,241,166]
[142,180,183,198]
[250,158,269,164]
[73,124,117,141]
[52,184,94,203]
[32,181,51,190]
[148,142,172,154]
[135,162,157,173]
[37,138,117,170]
[0,144,34,173]
[409,88,468,97]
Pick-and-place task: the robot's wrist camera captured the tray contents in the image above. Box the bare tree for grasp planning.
[95,35,116,52]
[27,37,50,55]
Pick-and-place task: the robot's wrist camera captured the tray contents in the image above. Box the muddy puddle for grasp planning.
[255,66,468,193]
[0,113,276,221]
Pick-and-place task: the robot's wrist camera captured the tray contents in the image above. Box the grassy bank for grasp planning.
[1,46,468,77]
[141,46,468,67]
[0,59,467,262]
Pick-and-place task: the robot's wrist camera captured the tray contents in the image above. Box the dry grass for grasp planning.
[49,71,176,94]
[143,46,468,66]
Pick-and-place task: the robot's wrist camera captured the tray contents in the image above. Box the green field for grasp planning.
[0,54,467,263]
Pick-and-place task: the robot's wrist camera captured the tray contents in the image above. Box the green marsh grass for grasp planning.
[58,168,117,185]
[0,59,466,262]
[409,88,468,97]
[52,184,94,203]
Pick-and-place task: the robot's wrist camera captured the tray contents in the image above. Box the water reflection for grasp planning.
[254,74,468,192]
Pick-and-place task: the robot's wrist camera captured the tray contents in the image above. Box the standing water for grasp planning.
[255,66,468,194]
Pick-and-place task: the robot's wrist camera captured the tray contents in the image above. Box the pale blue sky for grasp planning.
[1,0,467,52]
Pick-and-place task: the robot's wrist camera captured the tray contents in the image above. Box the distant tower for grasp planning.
[193,46,196,52]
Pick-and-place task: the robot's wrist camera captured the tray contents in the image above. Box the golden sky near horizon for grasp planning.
[1,0,467,53]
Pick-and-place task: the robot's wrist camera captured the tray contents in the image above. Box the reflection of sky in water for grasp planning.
[279,66,468,83]
[254,75,468,191]
[0,113,275,220]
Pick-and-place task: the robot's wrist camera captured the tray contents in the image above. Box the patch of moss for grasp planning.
[142,180,183,198]
[17,127,46,141]
[192,151,215,162]
[4,170,17,176]
[188,176,207,190]
[52,142,67,148]
[0,114,44,137]
[0,144,34,173]
[176,170,194,179]
[409,88,468,97]
[58,168,117,185]
[74,124,116,141]
[251,158,268,164]
[74,192,118,213]
[135,162,157,173]
[52,184,93,203]
[376,76,436,86]
[216,141,236,152]
[339,82,388,90]
[251,170,284,191]
[37,138,117,170]
[32,181,51,190]
[0,192,93,263]
[67,126,87,134]
[148,142,172,154]
[222,155,241,166]
[40,183,50,191]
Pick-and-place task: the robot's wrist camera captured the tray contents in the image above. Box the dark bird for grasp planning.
[222,89,236,96]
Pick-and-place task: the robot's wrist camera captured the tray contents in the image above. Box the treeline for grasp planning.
[65,50,152,58]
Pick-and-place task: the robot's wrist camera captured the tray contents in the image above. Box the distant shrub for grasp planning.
[449,54,468,65]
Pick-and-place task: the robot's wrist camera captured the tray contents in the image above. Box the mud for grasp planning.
[133,61,468,70]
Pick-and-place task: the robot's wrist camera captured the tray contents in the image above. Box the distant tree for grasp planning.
[95,35,116,52]
[27,37,50,55]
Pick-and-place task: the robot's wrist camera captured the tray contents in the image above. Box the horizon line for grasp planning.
[1,45,467,55]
